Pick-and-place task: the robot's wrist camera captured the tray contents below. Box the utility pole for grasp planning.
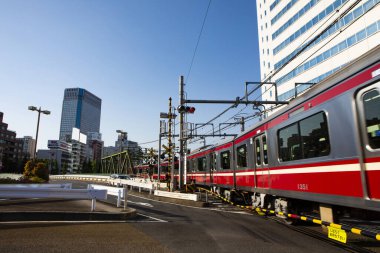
[179,75,185,188]
[168,97,174,191]
[158,124,162,187]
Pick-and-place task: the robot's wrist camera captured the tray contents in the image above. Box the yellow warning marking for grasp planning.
[329,223,342,229]
[301,216,307,221]
[328,226,347,243]
[313,219,322,225]
[351,228,362,235]
[376,234,380,241]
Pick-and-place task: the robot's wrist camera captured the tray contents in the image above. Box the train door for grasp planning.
[356,82,380,200]
[209,152,216,185]
[253,134,269,189]
[197,157,207,185]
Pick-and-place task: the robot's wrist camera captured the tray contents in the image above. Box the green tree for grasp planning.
[51,160,59,175]
[91,160,101,174]
[62,163,68,175]
[81,159,93,174]
[23,160,49,182]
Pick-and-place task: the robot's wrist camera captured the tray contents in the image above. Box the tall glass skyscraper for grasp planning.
[59,88,102,141]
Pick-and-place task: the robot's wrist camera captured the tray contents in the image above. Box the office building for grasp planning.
[59,88,102,141]
[17,136,36,159]
[256,0,380,108]
[87,132,103,162]
[37,140,72,174]
[0,112,24,172]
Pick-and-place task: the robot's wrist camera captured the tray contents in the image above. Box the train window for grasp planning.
[236,144,247,168]
[278,112,330,161]
[363,89,380,149]
[197,157,206,171]
[262,135,268,165]
[255,138,262,165]
[210,153,216,171]
[221,151,230,170]
[278,123,299,162]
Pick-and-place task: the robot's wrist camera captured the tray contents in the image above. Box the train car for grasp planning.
[136,160,178,181]
[187,45,380,219]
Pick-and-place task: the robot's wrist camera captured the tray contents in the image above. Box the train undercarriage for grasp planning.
[209,186,379,224]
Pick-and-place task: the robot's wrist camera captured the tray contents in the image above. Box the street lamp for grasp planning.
[28,106,50,159]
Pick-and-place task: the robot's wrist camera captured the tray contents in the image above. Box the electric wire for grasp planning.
[190,0,371,140]
[269,0,378,90]
[144,1,376,148]
[186,0,212,83]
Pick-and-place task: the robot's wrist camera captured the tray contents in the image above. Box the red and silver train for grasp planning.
[185,45,380,218]
[138,46,380,218]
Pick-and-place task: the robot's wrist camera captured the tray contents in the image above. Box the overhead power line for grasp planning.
[186,0,212,82]
[192,0,366,137]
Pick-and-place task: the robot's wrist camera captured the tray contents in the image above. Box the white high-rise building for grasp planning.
[256,0,380,110]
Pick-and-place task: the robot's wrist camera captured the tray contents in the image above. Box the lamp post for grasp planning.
[28,106,50,159]
[116,130,127,174]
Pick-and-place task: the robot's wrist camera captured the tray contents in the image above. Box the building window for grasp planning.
[275,19,380,86]
[273,0,349,54]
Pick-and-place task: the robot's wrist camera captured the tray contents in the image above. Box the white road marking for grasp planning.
[136,213,168,222]
[125,200,154,207]
[128,192,254,215]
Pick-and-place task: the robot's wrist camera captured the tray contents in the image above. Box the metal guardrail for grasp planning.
[0,186,107,211]
[51,175,109,182]
[89,184,127,208]
[112,179,154,193]
[52,174,200,202]
[52,175,158,193]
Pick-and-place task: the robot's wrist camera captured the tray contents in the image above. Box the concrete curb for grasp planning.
[127,190,210,207]
[0,210,136,221]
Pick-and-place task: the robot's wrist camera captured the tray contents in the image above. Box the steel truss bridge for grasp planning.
[101,150,133,175]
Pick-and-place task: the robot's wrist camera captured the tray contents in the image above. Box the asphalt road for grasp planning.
[0,180,361,253]
[82,181,353,253]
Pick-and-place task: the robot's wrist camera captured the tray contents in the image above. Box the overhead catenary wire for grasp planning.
[145,1,375,148]
[186,0,212,83]
[190,0,369,139]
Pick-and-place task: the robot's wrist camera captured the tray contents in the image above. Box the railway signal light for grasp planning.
[177,105,196,114]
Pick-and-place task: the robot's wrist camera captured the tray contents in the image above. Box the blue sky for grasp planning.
[0,0,260,150]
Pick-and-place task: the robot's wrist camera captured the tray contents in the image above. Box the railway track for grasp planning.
[268,215,379,253]
[199,191,380,253]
